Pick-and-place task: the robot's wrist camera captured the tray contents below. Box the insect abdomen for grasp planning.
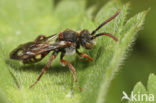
[23,52,49,64]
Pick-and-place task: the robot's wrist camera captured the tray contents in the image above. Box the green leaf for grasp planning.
[128,74,156,103]
[0,0,147,103]
[0,88,10,103]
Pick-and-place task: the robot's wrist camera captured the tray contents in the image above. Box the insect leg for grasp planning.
[76,50,93,61]
[29,51,58,88]
[91,32,118,42]
[35,35,46,42]
[60,52,82,91]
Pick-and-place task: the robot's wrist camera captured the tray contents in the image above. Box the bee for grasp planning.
[10,10,120,91]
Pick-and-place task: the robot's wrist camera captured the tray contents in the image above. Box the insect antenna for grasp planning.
[91,9,120,35]
[91,33,118,42]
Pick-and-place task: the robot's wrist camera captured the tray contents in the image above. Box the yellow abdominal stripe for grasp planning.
[17,50,23,56]
[35,54,42,60]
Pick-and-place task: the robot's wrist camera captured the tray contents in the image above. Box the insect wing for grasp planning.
[27,34,59,55]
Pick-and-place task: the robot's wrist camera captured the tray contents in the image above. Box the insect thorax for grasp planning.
[61,29,78,42]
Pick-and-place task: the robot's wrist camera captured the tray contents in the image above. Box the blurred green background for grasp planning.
[85,0,156,102]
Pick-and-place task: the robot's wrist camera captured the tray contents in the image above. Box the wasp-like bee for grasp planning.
[10,10,120,91]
